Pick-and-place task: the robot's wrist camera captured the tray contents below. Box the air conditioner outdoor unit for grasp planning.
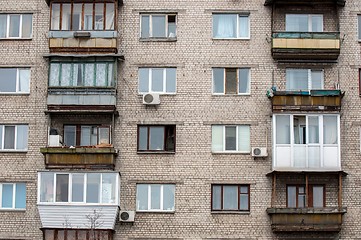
[48,135,63,147]
[252,147,268,157]
[143,93,160,105]
[119,210,135,223]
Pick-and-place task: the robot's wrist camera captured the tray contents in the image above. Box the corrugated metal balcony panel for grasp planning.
[47,95,116,106]
[38,205,119,229]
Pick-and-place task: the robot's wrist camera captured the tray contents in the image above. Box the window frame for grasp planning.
[140,13,177,39]
[285,14,323,32]
[212,13,250,39]
[211,125,250,153]
[211,184,250,212]
[137,125,176,153]
[138,68,177,94]
[0,14,33,39]
[358,15,361,41]
[63,124,111,147]
[0,124,28,151]
[0,183,26,210]
[285,68,324,91]
[136,184,175,212]
[286,184,325,208]
[212,68,251,95]
[0,68,31,94]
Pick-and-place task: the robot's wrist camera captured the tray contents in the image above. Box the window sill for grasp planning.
[0,93,30,95]
[212,152,250,155]
[138,92,176,95]
[212,93,251,96]
[0,208,26,212]
[137,151,175,155]
[0,150,28,153]
[0,38,32,41]
[140,37,177,42]
[136,210,175,214]
[212,38,250,41]
[211,211,250,215]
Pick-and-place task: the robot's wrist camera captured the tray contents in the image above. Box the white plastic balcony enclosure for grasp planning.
[273,114,340,171]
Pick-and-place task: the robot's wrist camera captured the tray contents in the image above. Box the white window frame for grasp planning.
[286,69,324,91]
[0,183,26,210]
[285,14,323,32]
[140,14,177,39]
[212,14,250,39]
[0,14,33,39]
[138,68,177,94]
[211,125,251,153]
[136,184,175,212]
[0,68,30,94]
[212,68,251,95]
[0,125,28,151]
[37,172,120,205]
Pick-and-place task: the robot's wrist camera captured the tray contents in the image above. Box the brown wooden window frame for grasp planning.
[286,184,325,208]
[211,184,250,212]
[137,125,176,153]
[63,124,111,147]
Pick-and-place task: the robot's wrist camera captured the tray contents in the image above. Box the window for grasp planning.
[0,183,26,210]
[38,172,119,204]
[286,14,323,32]
[49,61,115,87]
[138,125,175,152]
[140,14,177,39]
[213,68,250,94]
[63,125,110,147]
[287,185,324,208]
[213,14,249,39]
[212,125,250,152]
[0,68,30,93]
[50,2,115,31]
[0,125,28,151]
[138,68,176,94]
[286,69,323,91]
[136,184,175,211]
[358,15,361,41]
[0,14,32,38]
[212,184,249,211]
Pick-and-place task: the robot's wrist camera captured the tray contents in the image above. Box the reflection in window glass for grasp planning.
[72,174,84,202]
[86,173,100,203]
[56,174,69,202]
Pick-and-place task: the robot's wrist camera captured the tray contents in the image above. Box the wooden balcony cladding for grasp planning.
[264,0,345,6]
[266,207,347,232]
[271,90,343,112]
[40,147,117,169]
[272,32,340,61]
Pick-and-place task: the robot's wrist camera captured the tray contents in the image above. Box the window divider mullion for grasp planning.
[103,3,106,30]
[53,173,56,203]
[14,125,17,150]
[70,3,74,31]
[83,173,87,204]
[12,183,16,209]
[68,173,72,203]
[19,15,23,38]
[6,15,9,38]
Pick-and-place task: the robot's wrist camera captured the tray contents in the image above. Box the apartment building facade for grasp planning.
[0,0,361,239]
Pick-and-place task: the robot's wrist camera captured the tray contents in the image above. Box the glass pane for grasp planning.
[150,185,161,209]
[294,116,306,144]
[40,173,54,202]
[19,69,30,93]
[0,68,16,92]
[96,63,107,86]
[312,15,323,32]
[149,127,164,150]
[276,115,290,144]
[61,4,71,30]
[95,4,104,30]
[72,174,84,202]
[49,63,60,86]
[166,68,176,93]
[51,4,60,30]
[324,116,338,144]
[56,174,69,202]
[223,186,238,210]
[225,126,237,151]
[225,68,237,94]
[9,15,20,37]
[64,125,76,146]
[84,4,93,30]
[80,126,91,146]
[239,16,249,38]
[136,184,148,210]
[107,63,114,86]
[152,15,166,37]
[84,64,95,86]
[151,69,163,92]
[138,126,148,150]
[359,16,361,40]
[2,184,13,208]
[313,186,324,207]
[73,64,83,86]
[141,15,150,38]
[168,15,176,37]
[213,14,236,38]
[212,125,223,151]
[311,70,323,89]
[165,126,175,151]
[4,126,15,149]
[15,183,26,209]
[286,14,308,32]
[21,14,32,38]
[238,125,250,152]
[86,173,100,203]
[60,64,71,86]
[98,127,110,144]
[286,69,308,91]
[16,125,28,150]
[0,15,6,38]
[212,185,221,210]
[105,3,115,30]
[308,116,319,143]
[139,68,149,93]
[102,174,116,204]
[240,189,249,211]
[0,126,2,149]
[213,68,224,93]
[163,184,175,210]
[238,68,249,93]
[72,4,82,31]
[287,186,296,207]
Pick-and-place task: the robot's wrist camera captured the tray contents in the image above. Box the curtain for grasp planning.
[96,63,106,87]
[238,68,250,93]
[239,16,249,38]
[105,3,115,30]
[323,116,338,144]
[40,173,54,202]
[286,14,308,32]
[16,125,28,150]
[238,125,250,152]
[213,14,236,38]
[19,69,30,93]
[308,116,319,143]
[212,125,223,151]
[51,4,60,30]
[60,64,71,86]
[276,115,290,144]
[49,63,59,86]
[166,68,176,93]
[84,64,94,86]
[107,63,114,87]
[0,15,6,38]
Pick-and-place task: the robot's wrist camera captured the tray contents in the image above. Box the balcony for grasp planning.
[271,32,341,61]
[264,0,345,6]
[267,207,346,232]
[40,147,117,169]
[270,90,343,112]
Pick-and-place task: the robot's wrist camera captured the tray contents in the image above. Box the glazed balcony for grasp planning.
[40,147,117,169]
[271,32,340,61]
[267,207,346,232]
